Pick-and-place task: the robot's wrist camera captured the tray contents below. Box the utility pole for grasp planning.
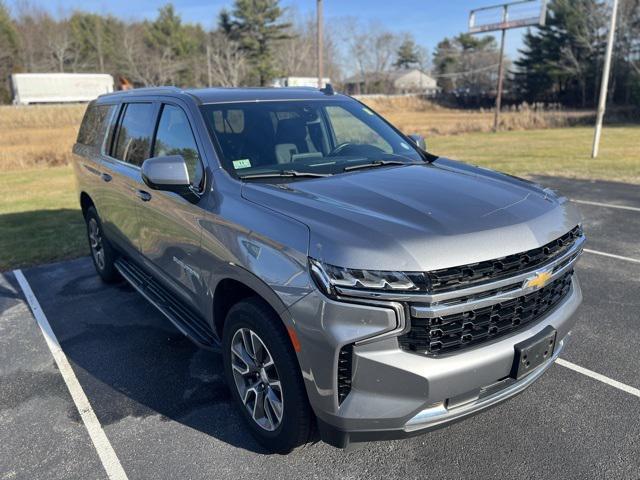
[591,0,619,158]
[317,0,324,88]
[206,44,212,88]
[494,20,507,132]
[469,1,548,132]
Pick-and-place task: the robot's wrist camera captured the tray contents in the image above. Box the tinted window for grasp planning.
[77,103,115,148]
[325,105,392,153]
[154,104,204,189]
[200,100,422,179]
[113,103,155,166]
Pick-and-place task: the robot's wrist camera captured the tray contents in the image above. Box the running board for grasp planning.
[115,257,219,350]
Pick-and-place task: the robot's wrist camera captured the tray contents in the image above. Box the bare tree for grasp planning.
[339,18,401,93]
[207,31,247,87]
[44,18,72,72]
[14,1,49,72]
[273,14,315,77]
[121,23,156,86]
[557,0,607,106]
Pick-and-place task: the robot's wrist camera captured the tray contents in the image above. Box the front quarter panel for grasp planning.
[197,175,314,316]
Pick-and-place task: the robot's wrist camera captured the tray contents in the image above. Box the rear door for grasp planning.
[73,101,118,212]
[136,101,206,310]
[99,101,158,256]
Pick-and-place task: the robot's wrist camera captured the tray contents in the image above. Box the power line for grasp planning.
[431,63,500,78]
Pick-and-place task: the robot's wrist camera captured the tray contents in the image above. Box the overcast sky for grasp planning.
[6,0,530,59]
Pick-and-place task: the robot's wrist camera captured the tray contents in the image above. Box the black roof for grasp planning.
[98,86,344,104]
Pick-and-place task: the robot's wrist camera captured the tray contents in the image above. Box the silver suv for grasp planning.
[73,86,584,453]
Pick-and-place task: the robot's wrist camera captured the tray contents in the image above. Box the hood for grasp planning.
[241,160,581,271]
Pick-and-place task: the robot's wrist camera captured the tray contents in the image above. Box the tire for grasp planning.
[85,206,121,283]
[222,297,313,453]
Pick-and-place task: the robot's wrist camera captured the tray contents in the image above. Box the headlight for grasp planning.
[309,258,430,297]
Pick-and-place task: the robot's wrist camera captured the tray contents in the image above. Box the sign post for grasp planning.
[591,0,619,158]
[469,0,547,131]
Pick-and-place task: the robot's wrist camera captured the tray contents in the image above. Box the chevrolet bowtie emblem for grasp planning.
[525,270,553,289]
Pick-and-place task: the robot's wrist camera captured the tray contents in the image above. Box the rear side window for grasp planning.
[77,103,115,148]
[113,103,155,166]
[153,104,204,190]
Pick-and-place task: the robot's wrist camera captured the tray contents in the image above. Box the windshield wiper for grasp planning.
[239,170,331,180]
[343,160,407,172]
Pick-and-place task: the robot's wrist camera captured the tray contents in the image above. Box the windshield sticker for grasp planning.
[400,142,411,150]
[362,107,374,115]
[233,159,252,169]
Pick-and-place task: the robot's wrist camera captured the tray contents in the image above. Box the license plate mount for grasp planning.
[511,326,557,380]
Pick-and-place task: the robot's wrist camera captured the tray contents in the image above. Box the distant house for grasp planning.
[272,76,331,88]
[342,69,437,96]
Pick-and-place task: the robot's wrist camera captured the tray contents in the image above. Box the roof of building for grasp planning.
[343,68,435,85]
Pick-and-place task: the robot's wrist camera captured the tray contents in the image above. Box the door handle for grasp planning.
[101,173,112,182]
[137,190,152,202]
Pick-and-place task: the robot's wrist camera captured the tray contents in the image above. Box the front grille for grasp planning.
[337,344,353,404]
[399,271,574,355]
[427,226,582,293]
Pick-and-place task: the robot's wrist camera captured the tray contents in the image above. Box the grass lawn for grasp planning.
[0,125,638,271]
[430,126,640,182]
[0,165,86,271]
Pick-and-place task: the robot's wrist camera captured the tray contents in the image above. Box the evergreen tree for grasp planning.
[432,33,500,94]
[144,4,196,85]
[514,0,607,106]
[146,4,193,59]
[220,0,291,86]
[0,0,19,102]
[432,38,456,93]
[394,38,419,69]
[70,13,121,73]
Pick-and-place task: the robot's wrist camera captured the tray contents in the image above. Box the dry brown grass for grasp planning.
[0,104,86,170]
[360,95,593,136]
[0,99,595,172]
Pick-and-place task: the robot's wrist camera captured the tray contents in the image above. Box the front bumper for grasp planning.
[287,275,582,448]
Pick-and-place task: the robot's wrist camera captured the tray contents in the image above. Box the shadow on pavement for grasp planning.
[21,257,272,455]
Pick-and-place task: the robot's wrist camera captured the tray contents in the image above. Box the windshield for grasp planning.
[200,99,424,180]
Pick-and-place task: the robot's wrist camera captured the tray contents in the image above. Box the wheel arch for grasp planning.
[79,191,95,218]
[211,269,294,341]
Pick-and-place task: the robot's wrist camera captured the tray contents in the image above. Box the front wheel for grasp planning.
[222,298,313,453]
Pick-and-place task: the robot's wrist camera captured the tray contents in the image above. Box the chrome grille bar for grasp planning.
[335,235,585,306]
[410,246,582,318]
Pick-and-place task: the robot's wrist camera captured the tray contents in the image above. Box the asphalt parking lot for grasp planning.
[1,177,639,480]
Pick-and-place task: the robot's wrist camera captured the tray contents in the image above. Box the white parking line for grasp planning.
[13,269,129,480]
[556,358,640,399]
[584,248,640,264]
[571,199,640,213]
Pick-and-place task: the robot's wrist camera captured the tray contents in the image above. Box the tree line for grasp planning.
[515,0,639,107]
[432,0,639,108]
[0,0,638,108]
[0,0,433,102]
[0,0,344,102]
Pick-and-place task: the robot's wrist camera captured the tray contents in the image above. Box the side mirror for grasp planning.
[408,134,426,150]
[141,155,190,194]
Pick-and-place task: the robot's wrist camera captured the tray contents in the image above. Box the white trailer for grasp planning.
[10,73,114,105]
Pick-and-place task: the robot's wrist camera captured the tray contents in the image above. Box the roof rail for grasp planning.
[101,86,185,97]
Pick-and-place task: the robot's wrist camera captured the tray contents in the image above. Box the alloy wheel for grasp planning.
[230,327,284,431]
[88,217,105,270]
